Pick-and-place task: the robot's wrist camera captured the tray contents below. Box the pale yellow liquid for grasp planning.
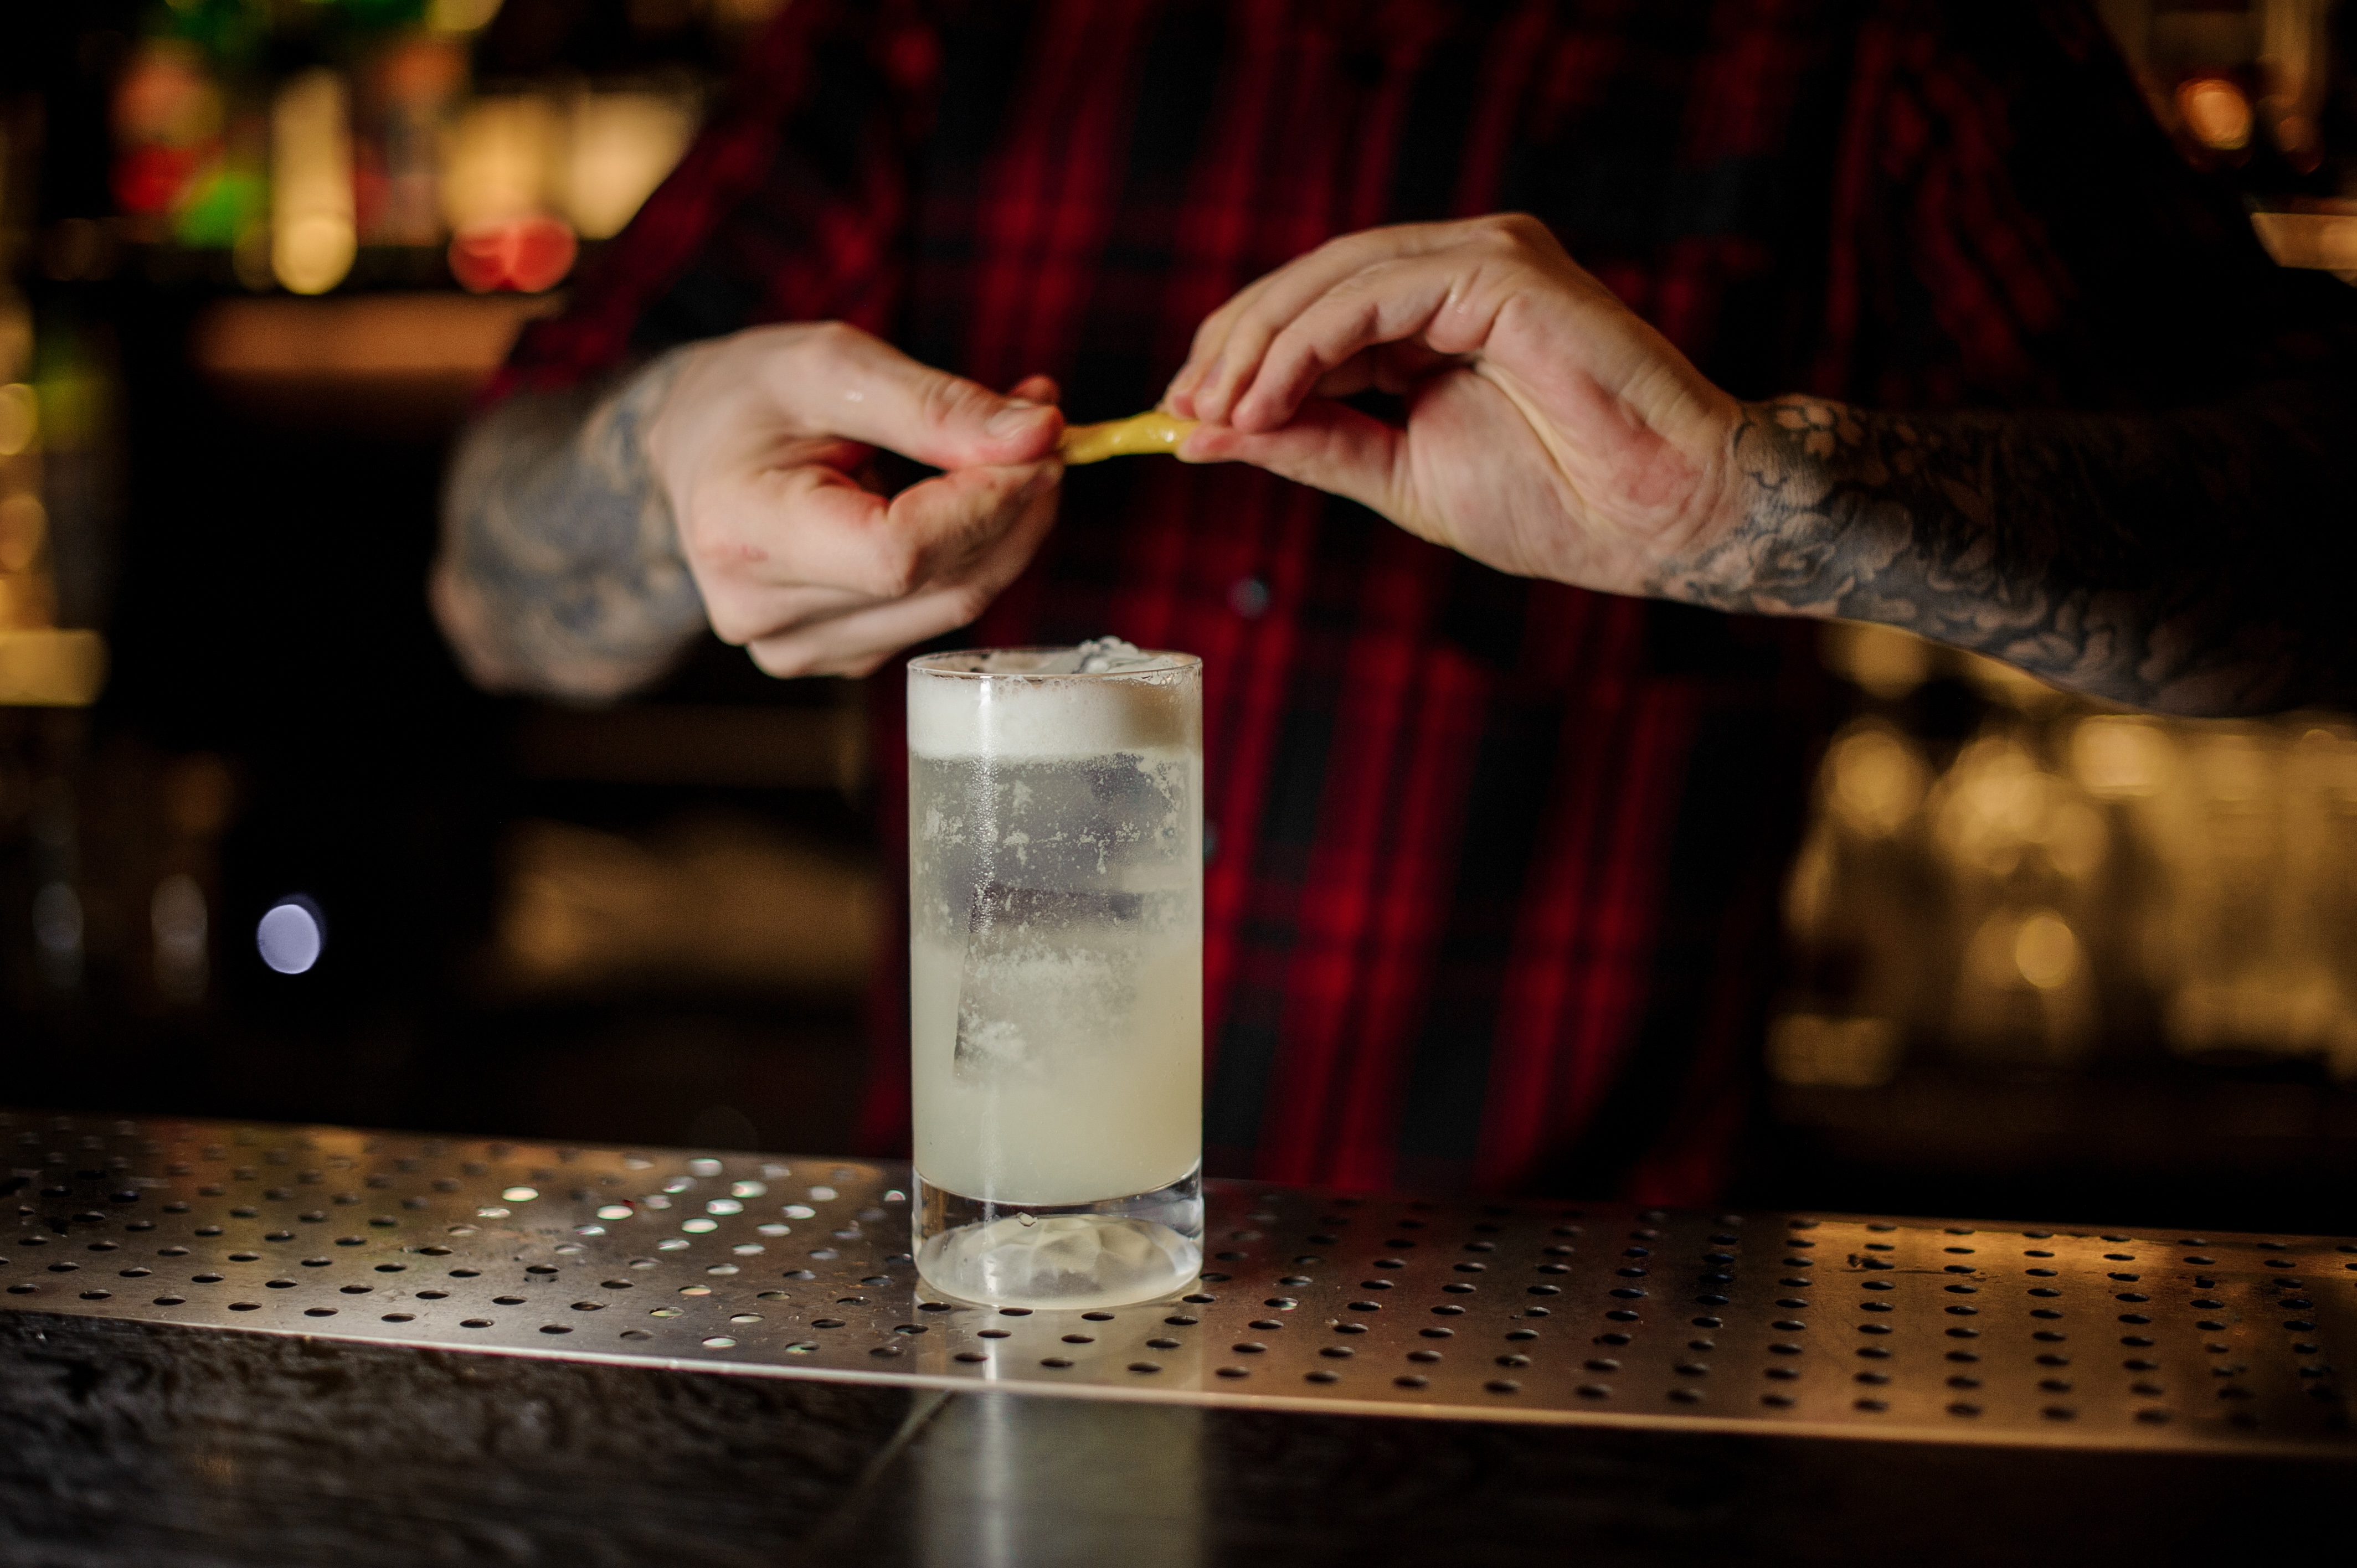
[912,933,1200,1205]
[908,746,1201,1209]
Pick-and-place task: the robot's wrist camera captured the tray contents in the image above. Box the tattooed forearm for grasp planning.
[1651,389,2357,715]
[433,349,705,700]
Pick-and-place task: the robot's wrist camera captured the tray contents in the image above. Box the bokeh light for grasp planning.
[152,874,209,1004]
[2178,77,2253,152]
[257,898,325,975]
[271,71,357,295]
[447,216,577,293]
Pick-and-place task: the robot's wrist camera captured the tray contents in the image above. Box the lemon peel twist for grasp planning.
[1057,409,1200,465]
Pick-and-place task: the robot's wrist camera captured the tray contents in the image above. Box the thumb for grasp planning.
[783,327,1064,470]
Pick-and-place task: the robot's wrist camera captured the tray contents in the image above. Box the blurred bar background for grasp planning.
[1,1,2353,1230]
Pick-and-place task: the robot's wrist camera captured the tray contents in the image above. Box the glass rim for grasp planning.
[907,646,1201,679]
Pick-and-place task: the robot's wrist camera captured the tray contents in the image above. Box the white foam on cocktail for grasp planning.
[907,640,1197,761]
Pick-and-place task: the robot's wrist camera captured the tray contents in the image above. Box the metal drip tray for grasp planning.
[3,1108,2350,1457]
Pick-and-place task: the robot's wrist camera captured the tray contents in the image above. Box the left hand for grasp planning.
[1164,214,1742,593]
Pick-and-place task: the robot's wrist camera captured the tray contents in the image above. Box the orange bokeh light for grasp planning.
[448,215,577,293]
[2176,76,2252,152]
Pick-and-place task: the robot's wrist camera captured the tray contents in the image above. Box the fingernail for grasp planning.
[986,400,1045,439]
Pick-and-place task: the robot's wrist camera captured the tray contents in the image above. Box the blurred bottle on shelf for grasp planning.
[147,752,235,1010]
[2256,0,2334,170]
[3,77,119,1019]
[2081,715,2357,1074]
[1778,717,1938,1089]
[439,85,698,291]
[102,0,722,296]
[560,90,698,241]
[272,69,357,295]
[2101,0,2346,172]
[0,106,110,708]
[1779,622,2357,1092]
[0,310,116,708]
[439,92,575,292]
[358,34,466,248]
[1933,726,2108,1071]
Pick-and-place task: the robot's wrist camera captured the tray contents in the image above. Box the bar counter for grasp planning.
[3,1108,2349,1565]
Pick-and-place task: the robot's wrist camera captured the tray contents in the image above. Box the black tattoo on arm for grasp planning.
[433,349,706,699]
[1652,389,2357,715]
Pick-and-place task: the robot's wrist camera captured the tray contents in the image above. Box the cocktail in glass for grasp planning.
[907,643,1203,1309]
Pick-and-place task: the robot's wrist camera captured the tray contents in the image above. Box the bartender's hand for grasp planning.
[645,323,1064,677]
[1164,214,1741,594]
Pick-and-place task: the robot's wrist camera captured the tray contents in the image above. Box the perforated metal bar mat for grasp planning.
[4,1109,2350,1456]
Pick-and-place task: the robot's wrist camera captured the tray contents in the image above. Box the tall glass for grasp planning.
[907,646,1203,1308]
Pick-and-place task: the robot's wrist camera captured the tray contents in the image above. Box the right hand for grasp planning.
[644,322,1065,677]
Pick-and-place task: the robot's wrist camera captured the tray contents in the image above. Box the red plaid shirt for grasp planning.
[500,0,2302,1202]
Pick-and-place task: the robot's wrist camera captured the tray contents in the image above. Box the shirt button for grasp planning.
[1227,577,1270,618]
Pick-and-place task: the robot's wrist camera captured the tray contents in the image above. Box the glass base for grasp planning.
[913,1164,1203,1310]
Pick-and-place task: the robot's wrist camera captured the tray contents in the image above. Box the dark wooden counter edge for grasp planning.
[3,1311,2345,1567]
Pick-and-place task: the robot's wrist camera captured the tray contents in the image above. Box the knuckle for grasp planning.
[704,606,757,647]
[1328,262,1385,303]
[736,320,802,353]
[944,583,992,628]
[748,641,817,679]
[1314,228,1371,263]
[1490,212,1552,255]
[873,539,926,600]
[1470,212,1527,244]
[698,584,780,649]
[918,373,995,434]
[804,319,863,358]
